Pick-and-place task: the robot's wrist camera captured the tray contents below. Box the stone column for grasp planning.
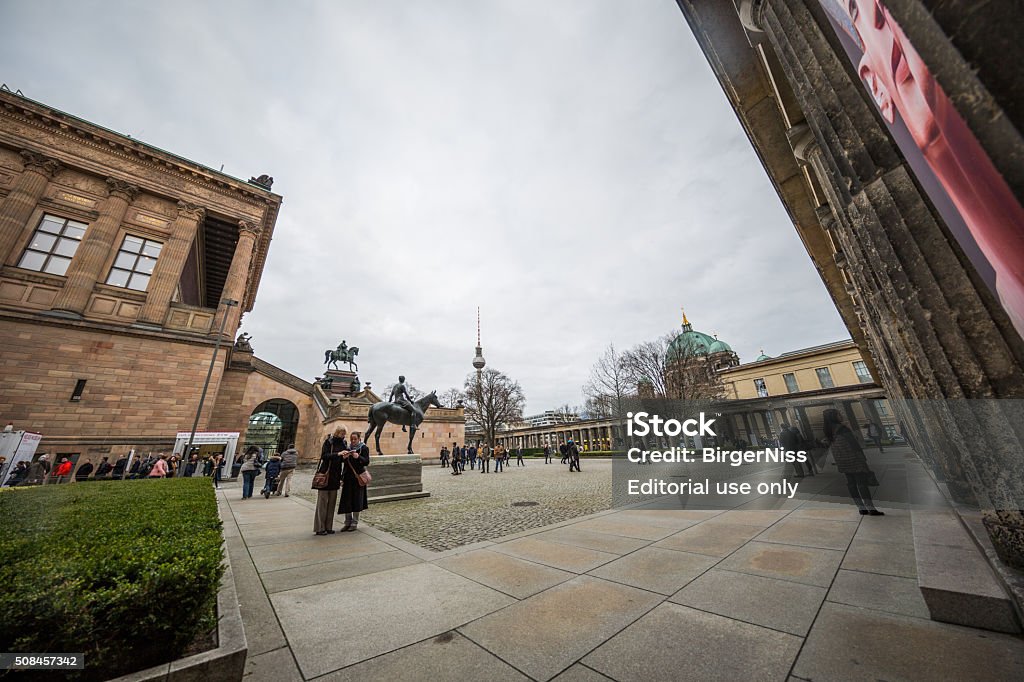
[0,151,62,266]
[211,220,261,337]
[136,201,205,326]
[51,178,139,316]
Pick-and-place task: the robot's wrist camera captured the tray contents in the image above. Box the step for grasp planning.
[912,510,1021,633]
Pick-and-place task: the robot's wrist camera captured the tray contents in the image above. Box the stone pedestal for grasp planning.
[322,369,359,398]
[367,453,428,503]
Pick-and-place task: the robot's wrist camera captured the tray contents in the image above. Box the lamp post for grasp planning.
[184,298,238,474]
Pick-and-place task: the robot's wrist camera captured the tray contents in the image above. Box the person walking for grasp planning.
[74,459,94,482]
[276,444,298,496]
[567,439,581,472]
[516,447,525,467]
[544,445,552,464]
[213,453,224,489]
[314,427,347,535]
[339,431,370,531]
[262,452,282,498]
[824,409,884,516]
[559,442,568,465]
[439,446,449,468]
[183,453,199,478]
[493,444,504,473]
[458,445,466,472]
[148,454,168,479]
[479,444,490,473]
[238,449,259,499]
[469,444,477,471]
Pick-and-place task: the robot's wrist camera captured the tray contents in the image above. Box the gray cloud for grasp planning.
[1,0,848,412]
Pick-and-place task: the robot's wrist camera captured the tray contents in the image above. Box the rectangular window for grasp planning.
[753,378,768,398]
[783,373,799,393]
[17,214,87,276]
[853,361,872,383]
[875,399,890,417]
[70,379,86,402]
[106,234,163,291]
[815,367,835,389]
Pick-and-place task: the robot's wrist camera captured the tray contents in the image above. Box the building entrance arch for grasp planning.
[245,398,299,458]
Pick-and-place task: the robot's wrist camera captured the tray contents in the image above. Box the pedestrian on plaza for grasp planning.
[111,454,128,479]
[493,444,504,473]
[261,452,282,498]
[183,452,199,478]
[238,448,259,498]
[469,444,477,470]
[451,445,462,475]
[338,431,370,531]
[313,427,347,535]
[559,442,568,464]
[544,445,552,464]
[167,454,181,478]
[8,460,30,486]
[516,447,525,467]
[439,446,449,468]
[824,409,884,516]
[213,453,224,488]
[276,443,298,496]
[480,443,490,473]
[567,439,581,472]
[202,454,213,477]
[74,458,93,482]
[50,457,72,484]
[459,445,466,472]
[864,422,885,452]
[779,425,807,477]
[148,454,169,478]
[26,454,51,485]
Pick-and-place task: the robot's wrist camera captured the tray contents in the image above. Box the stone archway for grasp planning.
[245,398,299,458]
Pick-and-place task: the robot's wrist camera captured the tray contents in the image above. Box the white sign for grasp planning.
[174,431,239,441]
[1,431,42,486]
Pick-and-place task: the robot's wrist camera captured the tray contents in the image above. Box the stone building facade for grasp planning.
[0,90,325,468]
[675,1,1024,565]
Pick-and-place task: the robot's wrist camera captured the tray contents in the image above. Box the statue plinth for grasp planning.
[322,369,359,398]
[367,453,429,502]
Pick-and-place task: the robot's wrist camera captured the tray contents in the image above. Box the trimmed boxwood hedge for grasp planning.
[0,478,224,681]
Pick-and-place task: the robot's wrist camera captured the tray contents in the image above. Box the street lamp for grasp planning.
[184,298,239,475]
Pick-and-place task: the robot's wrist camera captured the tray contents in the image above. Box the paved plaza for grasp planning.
[291,459,613,551]
[220,450,1024,681]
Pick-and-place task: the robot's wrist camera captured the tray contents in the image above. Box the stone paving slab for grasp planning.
[433,549,576,599]
[532,527,652,555]
[610,509,719,528]
[224,535,288,657]
[793,602,1024,682]
[316,631,530,682]
[489,537,618,573]
[588,547,718,595]
[755,517,859,551]
[242,646,302,682]
[708,509,791,527]
[460,575,662,682]
[261,550,422,594]
[669,568,827,636]
[550,664,615,681]
[652,521,763,557]
[572,517,679,541]
[841,537,917,578]
[717,541,844,587]
[826,569,930,619]
[272,562,515,679]
[247,534,396,573]
[582,602,802,682]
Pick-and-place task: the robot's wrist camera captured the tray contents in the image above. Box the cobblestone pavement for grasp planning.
[290,459,612,551]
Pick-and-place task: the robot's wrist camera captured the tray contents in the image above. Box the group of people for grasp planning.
[236,444,299,500]
[442,442,529,475]
[440,439,582,474]
[0,451,230,486]
[312,427,370,535]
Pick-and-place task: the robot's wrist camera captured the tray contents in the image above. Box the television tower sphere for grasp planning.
[473,347,486,370]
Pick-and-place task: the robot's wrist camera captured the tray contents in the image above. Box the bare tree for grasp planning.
[551,403,581,422]
[583,343,630,418]
[439,387,465,409]
[462,367,526,447]
[621,331,723,401]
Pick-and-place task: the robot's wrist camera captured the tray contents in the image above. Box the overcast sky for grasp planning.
[1,0,848,413]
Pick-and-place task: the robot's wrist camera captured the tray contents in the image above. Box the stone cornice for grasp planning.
[250,356,314,396]
[238,219,262,238]
[105,177,140,202]
[0,307,222,348]
[176,200,206,222]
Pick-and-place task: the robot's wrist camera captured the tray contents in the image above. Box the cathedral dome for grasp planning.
[666,312,722,361]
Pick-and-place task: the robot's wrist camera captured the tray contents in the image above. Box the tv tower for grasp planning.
[472,307,486,377]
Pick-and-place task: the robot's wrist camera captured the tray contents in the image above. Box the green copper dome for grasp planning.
[755,349,772,362]
[667,323,717,361]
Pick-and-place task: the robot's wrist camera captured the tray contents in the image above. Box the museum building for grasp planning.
[0,89,325,468]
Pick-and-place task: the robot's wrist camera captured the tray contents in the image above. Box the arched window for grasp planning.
[245,399,299,458]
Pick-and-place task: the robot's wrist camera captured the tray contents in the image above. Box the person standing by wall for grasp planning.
[338,431,370,531]
[74,458,93,482]
[314,427,347,535]
[824,409,884,516]
[148,454,168,479]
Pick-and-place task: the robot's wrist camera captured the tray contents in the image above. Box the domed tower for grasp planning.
[665,308,738,397]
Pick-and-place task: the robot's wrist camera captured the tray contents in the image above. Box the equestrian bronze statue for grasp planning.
[324,340,359,372]
[365,391,443,455]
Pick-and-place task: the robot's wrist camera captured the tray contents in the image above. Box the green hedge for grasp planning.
[0,479,224,681]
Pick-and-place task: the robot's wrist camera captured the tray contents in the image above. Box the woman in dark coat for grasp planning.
[338,431,370,531]
[823,409,884,516]
[313,427,347,535]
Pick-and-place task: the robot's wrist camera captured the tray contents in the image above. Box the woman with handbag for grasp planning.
[313,427,347,535]
[823,409,884,516]
[338,431,371,531]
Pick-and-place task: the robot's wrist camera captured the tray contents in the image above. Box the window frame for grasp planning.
[852,361,873,384]
[783,372,799,393]
[815,367,835,389]
[16,213,88,277]
[105,233,163,292]
[753,378,769,398]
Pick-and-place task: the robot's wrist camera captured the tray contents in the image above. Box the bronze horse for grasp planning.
[324,346,359,372]
[365,391,442,455]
